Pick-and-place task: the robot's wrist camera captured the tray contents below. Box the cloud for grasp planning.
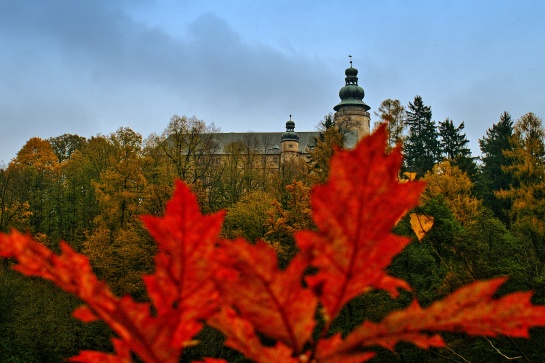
[0,2,336,163]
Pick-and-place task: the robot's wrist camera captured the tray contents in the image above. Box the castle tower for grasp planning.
[333,58,371,141]
[280,116,299,162]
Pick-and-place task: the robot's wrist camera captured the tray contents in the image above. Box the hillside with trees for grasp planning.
[1,103,545,362]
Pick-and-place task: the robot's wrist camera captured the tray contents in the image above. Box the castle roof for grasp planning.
[212,129,359,154]
[333,62,370,112]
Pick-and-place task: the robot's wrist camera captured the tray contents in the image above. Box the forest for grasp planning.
[1,95,545,362]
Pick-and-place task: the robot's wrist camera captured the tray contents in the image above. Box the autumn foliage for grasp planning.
[1,125,545,362]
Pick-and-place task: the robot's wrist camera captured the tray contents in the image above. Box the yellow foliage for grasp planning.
[401,172,417,182]
[423,161,480,224]
[12,137,59,171]
[410,213,434,241]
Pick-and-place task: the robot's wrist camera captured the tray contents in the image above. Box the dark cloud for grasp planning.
[0,2,336,163]
[1,1,543,164]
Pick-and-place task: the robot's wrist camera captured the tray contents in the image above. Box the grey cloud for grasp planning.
[0,2,337,163]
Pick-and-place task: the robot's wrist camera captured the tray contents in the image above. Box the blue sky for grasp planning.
[0,0,544,163]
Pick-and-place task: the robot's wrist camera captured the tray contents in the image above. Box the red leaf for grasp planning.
[297,124,426,321]
[211,239,317,354]
[314,334,376,363]
[208,306,298,363]
[68,339,132,363]
[0,180,225,363]
[141,180,225,345]
[324,278,545,358]
[4,125,545,363]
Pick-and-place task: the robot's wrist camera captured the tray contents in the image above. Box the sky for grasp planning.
[0,0,544,164]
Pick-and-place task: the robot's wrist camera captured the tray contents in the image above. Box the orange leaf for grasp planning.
[211,239,317,354]
[68,339,132,363]
[208,306,298,363]
[325,278,545,358]
[0,180,225,363]
[141,180,225,345]
[297,124,426,321]
[409,213,434,241]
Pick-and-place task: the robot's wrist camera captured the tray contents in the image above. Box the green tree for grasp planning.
[215,137,268,209]
[0,165,31,233]
[478,112,514,223]
[438,119,470,160]
[48,134,87,163]
[404,96,440,177]
[438,118,476,180]
[149,115,220,184]
[307,116,345,185]
[56,135,112,246]
[222,190,275,242]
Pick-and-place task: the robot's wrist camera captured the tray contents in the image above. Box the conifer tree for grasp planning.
[438,118,476,180]
[478,112,514,223]
[403,96,439,177]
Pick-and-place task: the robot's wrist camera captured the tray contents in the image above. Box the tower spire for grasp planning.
[333,57,371,142]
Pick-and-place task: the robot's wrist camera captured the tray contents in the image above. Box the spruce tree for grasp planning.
[403,96,439,177]
[478,111,514,224]
[438,118,476,180]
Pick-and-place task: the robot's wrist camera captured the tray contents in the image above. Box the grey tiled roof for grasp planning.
[213,132,321,154]
[212,130,359,155]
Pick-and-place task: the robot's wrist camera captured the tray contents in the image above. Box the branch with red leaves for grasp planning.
[1,125,545,363]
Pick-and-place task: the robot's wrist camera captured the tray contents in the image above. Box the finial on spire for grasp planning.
[289,114,292,121]
[349,54,353,68]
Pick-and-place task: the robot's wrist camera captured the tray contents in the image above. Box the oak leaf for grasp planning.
[3,124,545,362]
[297,125,426,322]
[319,278,545,360]
[211,239,317,356]
[0,180,224,363]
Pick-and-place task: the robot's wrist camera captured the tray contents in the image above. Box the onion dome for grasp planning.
[281,116,299,142]
[333,61,370,112]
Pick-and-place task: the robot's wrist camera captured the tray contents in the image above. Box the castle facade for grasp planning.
[211,62,371,167]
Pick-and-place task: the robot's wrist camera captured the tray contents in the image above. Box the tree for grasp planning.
[438,118,477,180]
[48,134,87,163]
[84,128,155,297]
[222,190,275,242]
[423,161,480,226]
[478,112,514,223]
[307,117,345,185]
[10,137,60,238]
[216,138,267,208]
[56,135,112,245]
[374,98,406,148]
[438,119,469,160]
[3,126,545,362]
[403,96,440,177]
[0,165,31,233]
[92,127,148,230]
[497,112,545,265]
[265,180,314,264]
[150,115,220,185]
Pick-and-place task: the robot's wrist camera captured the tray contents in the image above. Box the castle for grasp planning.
[212,61,371,166]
